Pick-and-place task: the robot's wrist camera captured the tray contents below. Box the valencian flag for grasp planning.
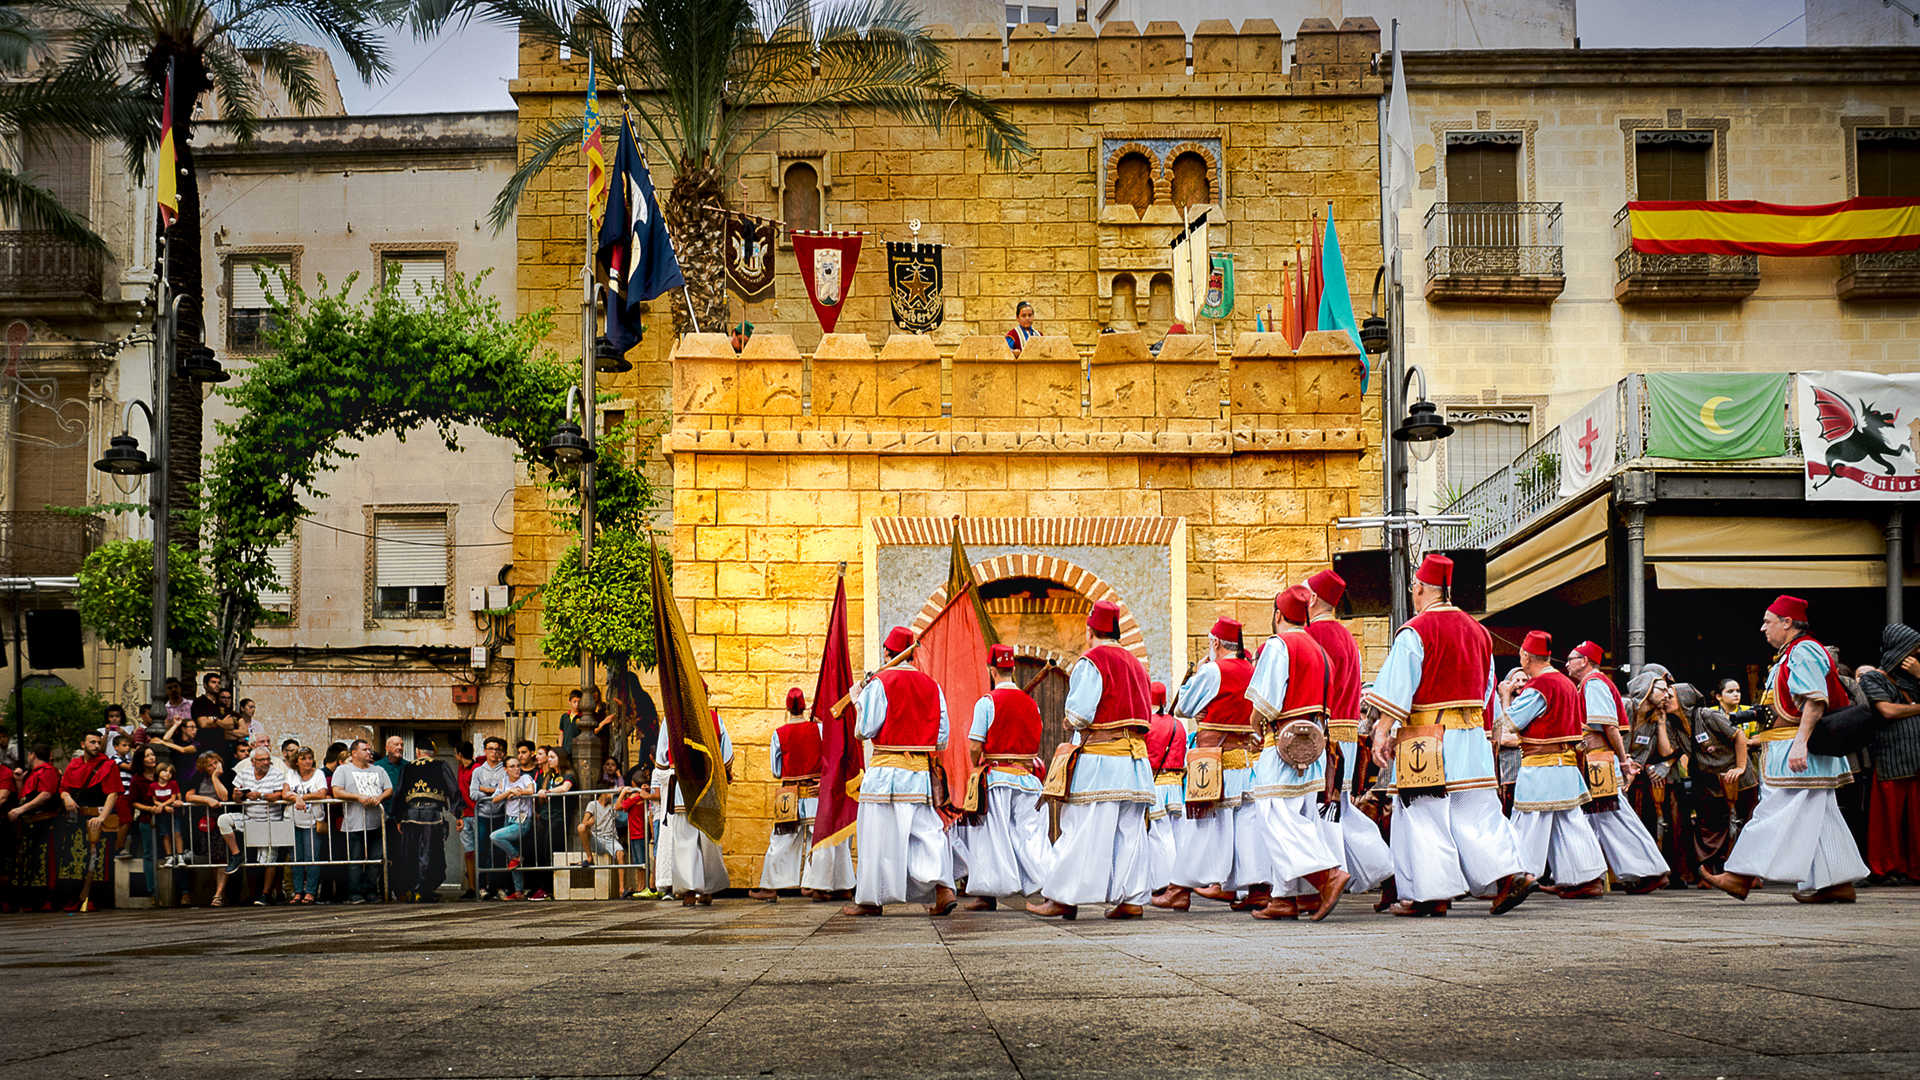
[723,212,776,303]
[792,230,862,333]
[1199,252,1235,320]
[1646,372,1789,461]
[596,121,684,353]
[1629,198,1920,256]
[886,241,944,333]
[582,53,607,231]
[809,570,861,850]
[648,541,727,843]
[156,58,178,229]
[1314,205,1369,390]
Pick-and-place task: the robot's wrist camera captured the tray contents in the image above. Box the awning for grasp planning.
[1647,515,1887,590]
[1485,497,1610,614]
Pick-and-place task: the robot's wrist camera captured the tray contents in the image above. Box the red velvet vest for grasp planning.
[774,720,823,779]
[1275,629,1331,719]
[1082,643,1152,733]
[1406,605,1494,711]
[1304,617,1363,722]
[982,688,1043,758]
[1520,670,1583,742]
[1146,711,1187,773]
[874,667,943,751]
[1771,634,1850,725]
[1197,657,1256,733]
[1579,670,1628,727]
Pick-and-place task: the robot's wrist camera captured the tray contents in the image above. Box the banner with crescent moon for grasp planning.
[1646,372,1788,462]
[885,241,943,333]
[791,230,862,334]
[1556,389,1616,498]
[1795,370,1920,500]
[723,212,777,303]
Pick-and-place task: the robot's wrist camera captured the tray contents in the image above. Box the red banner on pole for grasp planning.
[809,573,861,850]
[792,230,862,334]
[915,584,992,817]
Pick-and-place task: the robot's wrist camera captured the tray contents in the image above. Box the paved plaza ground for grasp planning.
[5,887,1916,1079]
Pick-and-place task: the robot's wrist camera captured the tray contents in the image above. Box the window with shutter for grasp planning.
[259,542,296,614]
[382,253,447,307]
[1445,413,1533,497]
[227,255,290,351]
[1634,131,1712,200]
[1445,135,1521,248]
[373,513,448,618]
[1857,129,1920,198]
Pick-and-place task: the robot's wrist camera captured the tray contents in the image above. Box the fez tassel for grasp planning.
[1628,197,1920,256]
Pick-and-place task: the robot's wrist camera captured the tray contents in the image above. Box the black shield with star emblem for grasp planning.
[886,241,943,333]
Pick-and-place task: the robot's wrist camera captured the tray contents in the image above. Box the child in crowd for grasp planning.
[143,762,185,865]
[618,783,652,898]
[576,788,625,869]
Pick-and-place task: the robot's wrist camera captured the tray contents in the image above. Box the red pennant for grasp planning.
[792,230,862,333]
[915,584,993,819]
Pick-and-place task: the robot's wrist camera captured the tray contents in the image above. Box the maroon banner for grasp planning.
[916,584,992,819]
[791,230,862,333]
[809,573,861,850]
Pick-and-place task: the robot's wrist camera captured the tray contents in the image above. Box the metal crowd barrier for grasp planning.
[477,787,654,900]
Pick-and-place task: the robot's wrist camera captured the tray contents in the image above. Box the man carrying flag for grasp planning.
[647,544,730,906]
[844,626,957,917]
[810,571,861,862]
[597,119,686,356]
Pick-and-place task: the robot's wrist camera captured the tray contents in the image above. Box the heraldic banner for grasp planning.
[724,212,776,303]
[792,230,862,333]
[1796,370,1920,500]
[886,241,944,333]
[1199,252,1235,320]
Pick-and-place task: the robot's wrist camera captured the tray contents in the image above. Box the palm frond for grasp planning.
[488,115,580,233]
[0,68,156,148]
[0,169,109,252]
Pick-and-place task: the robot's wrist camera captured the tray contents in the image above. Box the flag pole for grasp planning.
[579,59,601,718]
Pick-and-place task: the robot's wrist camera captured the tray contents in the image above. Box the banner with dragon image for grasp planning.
[1796,371,1920,499]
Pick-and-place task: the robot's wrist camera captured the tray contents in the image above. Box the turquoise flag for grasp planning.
[1314,206,1368,391]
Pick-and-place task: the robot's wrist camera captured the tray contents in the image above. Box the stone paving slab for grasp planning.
[2,888,1915,1079]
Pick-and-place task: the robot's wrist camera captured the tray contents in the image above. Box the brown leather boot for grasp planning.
[1192,884,1236,903]
[840,902,883,916]
[1624,874,1669,895]
[959,895,997,911]
[1547,878,1605,899]
[1488,873,1538,916]
[928,885,957,916]
[1792,882,1857,904]
[1387,899,1447,917]
[1372,876,1399,913]
[747,888,778,902]
[1700,870,1754,901]
[1150,886,1191,911]
[1250,895,1299,920]
[1229,886,1272,911]
[1305,868,1351,922]
[1105,903,1144,919]
[1026,898,1078,919]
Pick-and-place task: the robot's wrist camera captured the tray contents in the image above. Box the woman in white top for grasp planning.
[486,759,539,897]
[286,748,330,904]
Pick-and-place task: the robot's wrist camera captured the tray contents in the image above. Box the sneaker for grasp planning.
[348,896,367,905]
[637,888,664,900]
[506,857,521,871]
[252,897,269,906]
[578,858,595,869]
[504,891,524,900]
[528,889,550,901]
[224,855,243,876]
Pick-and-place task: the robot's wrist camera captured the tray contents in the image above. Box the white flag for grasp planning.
[1386,40,1415,211]
[1558,390,1617,497]
[1170,207,1211,326]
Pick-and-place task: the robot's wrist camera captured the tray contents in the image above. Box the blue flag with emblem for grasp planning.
[596,120,685,353]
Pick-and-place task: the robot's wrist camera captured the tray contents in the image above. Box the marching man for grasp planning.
[1301,569,1395,905]
[1028,601,1156,920]
[1500,632,1608,899]
[957,645,1051,911]
[1566,640,1671,892]
[1364,554,1537,917]
[750,688,853,902]
[1246,586,1351,921]
[1703,595,1869,903]
[844,627,957,917]
[653,708,733,906]
[1157,617,1264,912]
[1145,681,1189,903]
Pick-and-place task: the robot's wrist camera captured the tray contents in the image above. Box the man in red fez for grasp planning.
[1157,613,1261,912]
[844,626,957,917]
[752,687,853,902]
[1302,568,1395,905]
[956,644,1050,911]
[1498,631,1607,899]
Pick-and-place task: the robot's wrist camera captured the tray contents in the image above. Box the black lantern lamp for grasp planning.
[1359,265,1390,355]
[179,343,230,383]
[94,402,159,475]
[545,386,598,467]
[594,335,632,374]
[1391,364,1453,463]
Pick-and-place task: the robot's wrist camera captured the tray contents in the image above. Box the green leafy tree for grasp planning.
[439,0,1031,334]
[74,538,221,659]
[5,683,114,753]
[538,528,668,673]
[47,0,418,544]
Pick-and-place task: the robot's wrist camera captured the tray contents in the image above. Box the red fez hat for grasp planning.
[1277,585,1312,626]
[1209,616,1243,646]
[1306,568,1346,607]
[1767,594,1809,623]
[1150,681,1167,708]
[1415,553,1453,588]
[1570,640,1603,666]
[785,687,806,715]
[882,625,914,654]
[1087,600,1121,636]
[989,643,1016,670]
[1521,630,1553,658]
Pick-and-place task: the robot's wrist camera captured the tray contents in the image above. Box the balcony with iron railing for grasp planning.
[1423,202,1565,304]
[1836,249,1920,301]
[1430,375,1802,552]
[0,511,103,577]
[0,230,105,301]
[1612,206,1759,303]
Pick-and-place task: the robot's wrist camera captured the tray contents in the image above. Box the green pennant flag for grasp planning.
[1645,372,1789,460]
[1200,252,1235,320]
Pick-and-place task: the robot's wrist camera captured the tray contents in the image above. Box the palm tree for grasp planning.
[447,0,1031,334]
[44,0,411,543]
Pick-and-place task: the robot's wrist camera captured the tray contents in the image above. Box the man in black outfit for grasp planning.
[397,739,458,902]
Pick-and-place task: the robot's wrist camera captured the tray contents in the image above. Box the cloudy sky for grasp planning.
[329,1,1810,115]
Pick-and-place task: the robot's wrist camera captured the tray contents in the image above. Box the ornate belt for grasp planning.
[1409,706,1485,730]
[1080,735,1147,759]
[1521,750,1579,768]
[1219,748,1253,770]
[868,751,930,771]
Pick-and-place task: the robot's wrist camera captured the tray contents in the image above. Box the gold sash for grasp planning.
[1080,735,1147,758]
[868,751,930,772]
[1521,749,1579,768]
[1219,748,1253,770]
[1750,726,1800,743]
[1327,720,1361,742]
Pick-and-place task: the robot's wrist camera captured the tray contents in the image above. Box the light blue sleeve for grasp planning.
[1787,640,1832,700]
[856,679,888,740]
[1367,628,1425,716]
[1506,688,1547,730]
[768,730,783,777]
[1172,661,1220,719]
[937,692,949,750]
[1583,680,1617,728]
[1064,658,1103,728]
[1248,636,1289,720]
[720,722,734,765]
[970,696,993,743]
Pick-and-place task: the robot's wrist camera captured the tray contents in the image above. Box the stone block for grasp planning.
[1294,17,1339,64]
[951,24,1003,79]
[1338,17,1382,64]
[1008,23,1054,78]
[1140,21,1186,75]
[1097,21,1140,81]
[810,333,876,416]
[738,334,803,415]
[876,334,942,417]
[1014,335,1083,419]
[952,335,1016,417]
[674,352,738,416]
[1230,356,1296,416]
[1088,331,1153,417]
[1155,341,1223,420]
[1191,19,1238,74]
[1239,18,1287,74]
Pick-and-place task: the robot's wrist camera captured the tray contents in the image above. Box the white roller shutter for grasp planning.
[383,253,446,306]
[230,257,288,308]
[259,542,295,610]
[374,514,448,587]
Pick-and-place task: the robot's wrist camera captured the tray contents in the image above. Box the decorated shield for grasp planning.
[886,241,944,333]
[723,212,776,303]
[791,230,863,333]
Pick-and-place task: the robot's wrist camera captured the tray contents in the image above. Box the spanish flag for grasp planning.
[156,58,178,229]
[1628,198,1920,257]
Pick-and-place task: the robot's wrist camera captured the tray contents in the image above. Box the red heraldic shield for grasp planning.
[792,230,863,333]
